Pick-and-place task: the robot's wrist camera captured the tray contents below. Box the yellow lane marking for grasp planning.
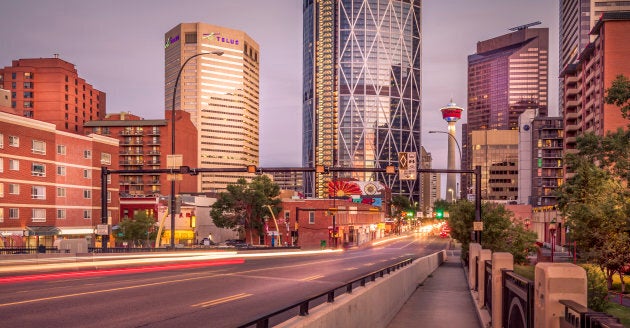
[301,275,324,281]
[192,293,252,308]
[0,275,212,308]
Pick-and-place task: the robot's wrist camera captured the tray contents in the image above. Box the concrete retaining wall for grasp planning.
[277,250,446,328]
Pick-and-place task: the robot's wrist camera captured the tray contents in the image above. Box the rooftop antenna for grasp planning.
[509,21,541,31]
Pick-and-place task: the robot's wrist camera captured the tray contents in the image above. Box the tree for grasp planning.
[390,195,412,218]
[558,133,630,290]
[210,175,280,244]
[446,200,537,264]
[605,74,630,120]
[117,211,157,247]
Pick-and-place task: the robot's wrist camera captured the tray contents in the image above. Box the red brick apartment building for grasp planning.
[0,56,106,134]
[0,110,119,248]
[561,12,630,154]
[85,110,198,197]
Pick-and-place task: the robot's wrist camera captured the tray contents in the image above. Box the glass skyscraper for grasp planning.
[302,0,422,201]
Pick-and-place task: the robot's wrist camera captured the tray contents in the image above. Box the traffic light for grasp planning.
[406,211,414,218]
[435,209,444,219]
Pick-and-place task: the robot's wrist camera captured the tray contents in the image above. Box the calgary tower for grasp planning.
[439,100,464,202]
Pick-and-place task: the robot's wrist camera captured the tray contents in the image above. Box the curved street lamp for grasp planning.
[170,50,223,248]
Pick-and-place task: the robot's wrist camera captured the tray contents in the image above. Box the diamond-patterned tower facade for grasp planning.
[303,0,422,201]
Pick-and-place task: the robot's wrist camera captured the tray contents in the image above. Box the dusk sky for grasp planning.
[0,0,559,172]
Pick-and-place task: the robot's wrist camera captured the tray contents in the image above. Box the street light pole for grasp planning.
[170,50,223,248]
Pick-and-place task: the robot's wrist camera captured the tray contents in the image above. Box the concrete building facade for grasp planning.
[302,0,422,202]
[0,57,106,134]
[164,23,260,194]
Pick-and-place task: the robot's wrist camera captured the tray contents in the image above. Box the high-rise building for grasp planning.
[302,0,422,201]
[471,130,519,201]
[518,110,564,207]
[419,146,439,217]
[462,26,549,200]
[439,101,464,202]
[561,12,630,154]
[164,23,259,193]
[559,1,630,109]
[0,57,106,134]
[85,110,198,197]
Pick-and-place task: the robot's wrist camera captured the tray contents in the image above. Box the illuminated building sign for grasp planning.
[203,32,239,46]
[164,35,180,49]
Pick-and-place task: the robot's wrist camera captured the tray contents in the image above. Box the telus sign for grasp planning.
[203,32,239,46]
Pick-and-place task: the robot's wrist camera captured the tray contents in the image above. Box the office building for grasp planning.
[0,111,119,247]
[302,0,422,201]
[165,23,259,193]
[420,146,440,217]
[561,12,630,154]
[0,56,106,134]
[462,26,549,200]
[471,130,519,201]
[85,110,198,197]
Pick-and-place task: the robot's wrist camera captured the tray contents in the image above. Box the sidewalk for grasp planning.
[387,249,482,328]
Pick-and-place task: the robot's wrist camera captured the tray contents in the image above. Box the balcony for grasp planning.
[120,140,144,146]
[146,160,161,166]
[147,130,161,136]
[147,150,161,155]
[119,150,143,155]
[119,130,143,136]
[120,160,144,166]
[146,140,161,146]
[147,179,161,185]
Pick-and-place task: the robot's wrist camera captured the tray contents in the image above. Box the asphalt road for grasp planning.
[0,234,448,328]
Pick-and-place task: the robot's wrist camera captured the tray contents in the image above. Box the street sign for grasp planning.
[473,221,483,231]
[398,152,417,180]
[96,224,110,236]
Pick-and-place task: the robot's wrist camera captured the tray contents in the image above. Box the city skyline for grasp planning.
[0,0,559,172]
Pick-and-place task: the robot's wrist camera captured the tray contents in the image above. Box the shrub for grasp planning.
[582,264,610,311]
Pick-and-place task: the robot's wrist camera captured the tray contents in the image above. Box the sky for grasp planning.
[0,0,559,172]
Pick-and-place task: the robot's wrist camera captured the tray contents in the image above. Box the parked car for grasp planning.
[224,239,249,247]
[199,238,216,246]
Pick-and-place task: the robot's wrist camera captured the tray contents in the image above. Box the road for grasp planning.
[0,234,448,328]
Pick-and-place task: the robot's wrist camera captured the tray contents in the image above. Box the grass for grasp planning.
[606,303,630,327]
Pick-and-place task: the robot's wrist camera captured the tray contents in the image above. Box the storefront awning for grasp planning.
[26,226,60,236]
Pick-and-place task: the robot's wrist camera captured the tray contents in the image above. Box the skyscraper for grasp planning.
[302,0,422,201]
[462,26,549,200]
[164,23,259,193]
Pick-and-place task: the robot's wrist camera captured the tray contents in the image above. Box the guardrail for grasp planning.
[560,299,624,328]
[237,258,414,328]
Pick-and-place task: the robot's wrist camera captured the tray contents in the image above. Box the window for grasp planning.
[0,183,3,197]
[24,101,33,108]
[0,133,3,148]
[0,208,3,223]
[83,150,91,159]
[32,186,46,200]
[57,209,66,219]
[24,82,34,89]
[83,169,91,179]
[101,152,111,165]
[57,144,66,155]
[23,91,34,98]
[57,187,66,197]
[24,72,34,79]
[57,166,66,176]
[0,158,3,172]
[32,140,46,155]
[107,175,111,184]
[107,191,111,203]
[32,209,46,222]
[9,184,19,195]
[32,163,46,177]
[9,208,19,219]
[9,135,19,147]
[9,159,19,171]
[83,190,91,199]
[83,210,91,219]
[309,212,315,224]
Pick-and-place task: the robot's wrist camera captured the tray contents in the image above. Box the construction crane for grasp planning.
[509,21,541,31]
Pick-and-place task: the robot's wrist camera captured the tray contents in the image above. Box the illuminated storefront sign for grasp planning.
[164,35,180,49]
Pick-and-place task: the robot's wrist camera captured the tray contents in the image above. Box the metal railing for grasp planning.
[0,247,68,255]
[484,260,492,310]
[560,299,624,328]
[502,270,534,328]
[237,258,414,328]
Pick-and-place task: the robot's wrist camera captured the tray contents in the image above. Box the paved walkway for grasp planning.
[387,250,482,328]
